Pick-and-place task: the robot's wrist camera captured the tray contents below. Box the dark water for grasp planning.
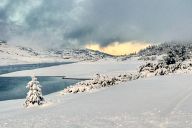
[0,76,80,101]
[0,62,73,75]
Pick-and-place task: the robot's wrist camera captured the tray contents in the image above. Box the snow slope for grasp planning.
[2,42,192,127]
[1,74,192,128]
[0,44,67,66]
[0,43,113,66]
[1,58,143,78]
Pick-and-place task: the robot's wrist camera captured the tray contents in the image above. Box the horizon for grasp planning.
[1,0,192,55]
[1,1,192,127]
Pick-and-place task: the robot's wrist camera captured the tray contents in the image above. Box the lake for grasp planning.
[0,62,73,75]
[0,76,80,101]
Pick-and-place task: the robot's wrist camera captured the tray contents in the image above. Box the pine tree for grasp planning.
[179,46,187,61]
[24,75,45,107]
[164,50,176,65]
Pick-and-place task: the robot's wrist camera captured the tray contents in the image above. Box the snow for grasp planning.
[1,43,192,127]
[24,76,45,107]
[0,44,70,66]
[0,44,112,66]
[1,58,143,78]
[1,74,192,127]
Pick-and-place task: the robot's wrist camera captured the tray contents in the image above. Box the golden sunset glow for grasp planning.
[85,42,149,55]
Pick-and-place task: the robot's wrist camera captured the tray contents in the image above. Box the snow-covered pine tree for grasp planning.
[24,75,45,107]
[178,46,188,61]
[164,50,176,65]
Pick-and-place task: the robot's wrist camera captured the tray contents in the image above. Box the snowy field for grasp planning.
[1,58,143,78]
[0,56,192,127]
[1,73,192,128]
[0,44,71,66]
[1,0,192,126]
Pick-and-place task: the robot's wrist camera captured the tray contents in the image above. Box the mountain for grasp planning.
[0,43,113,66]
[48,48,113,61]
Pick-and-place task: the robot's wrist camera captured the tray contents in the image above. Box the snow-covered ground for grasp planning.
[1,74,192,128]
[0,43,112,66]
[1,43,192,127]
[1,58,143,78]
[0,44,70,66]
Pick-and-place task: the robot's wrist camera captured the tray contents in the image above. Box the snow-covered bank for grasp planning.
[0,43,113,66]
[1,74,192,128]
[0,44,71,66]
[1,58,143,78]
[58,56,192,95]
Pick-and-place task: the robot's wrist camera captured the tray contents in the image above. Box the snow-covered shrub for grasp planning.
[61,71,147,95]
[139,62,168,77]
[138,59,192,78]
[61,73,139,95]
[137,44,192,78]
[24,75,45,107]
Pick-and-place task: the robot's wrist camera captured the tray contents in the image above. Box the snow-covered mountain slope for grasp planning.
[0,43,68,66]
[0,43,113,66]
[1,74,192,128]
[48,48,113,61]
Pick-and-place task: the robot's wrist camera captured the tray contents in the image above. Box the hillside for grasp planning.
[138,41,192,57]
[1,42,192,127]
[0,43,113,66]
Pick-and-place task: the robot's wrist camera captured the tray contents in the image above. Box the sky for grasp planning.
[0,0,192,55]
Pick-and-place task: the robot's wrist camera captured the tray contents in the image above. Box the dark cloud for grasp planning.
[0,0,192,48]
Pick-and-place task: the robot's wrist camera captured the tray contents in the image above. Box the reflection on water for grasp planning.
[0,76,80,101]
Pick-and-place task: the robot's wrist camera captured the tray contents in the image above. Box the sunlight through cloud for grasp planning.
[85,41,149,55]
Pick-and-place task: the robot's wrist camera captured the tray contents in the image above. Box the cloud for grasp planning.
[85,41,149,55]
[7,0,43,25]
[0,0,192,48]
